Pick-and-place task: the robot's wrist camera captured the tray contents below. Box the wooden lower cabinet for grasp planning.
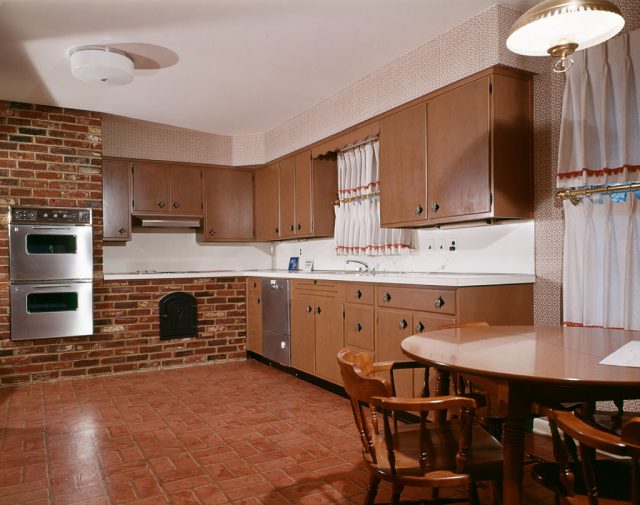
[246,278,262,354]
[291,296,316,374]
[249,278,533,394]
[314,296,345,385]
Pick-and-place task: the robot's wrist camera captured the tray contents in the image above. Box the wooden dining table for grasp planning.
[401,325,640,505]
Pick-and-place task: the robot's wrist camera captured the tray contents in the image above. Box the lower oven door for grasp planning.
[10,282,93,340]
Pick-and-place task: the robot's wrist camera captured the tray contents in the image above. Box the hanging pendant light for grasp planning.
[506,0,625,72]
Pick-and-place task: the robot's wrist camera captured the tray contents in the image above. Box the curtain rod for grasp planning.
[557,181,640,205]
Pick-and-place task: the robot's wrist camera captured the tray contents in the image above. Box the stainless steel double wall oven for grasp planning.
[9,207,94,340]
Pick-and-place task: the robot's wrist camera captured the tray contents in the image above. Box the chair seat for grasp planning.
[531,459,632,504]
[366,420,503,485]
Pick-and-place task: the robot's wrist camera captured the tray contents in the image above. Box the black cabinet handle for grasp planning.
[209,229,216,236]
[434,296,445,309]
[173,202,180,209]
[415,204,424,215]
[257,298,261,304]
[399,319,408,329]
[158,201,166,208]
[275,227,279,234]
[315,306,321,314]
[306,305,312,313]
[118,228,126,234]
[383,292,392,303]
[415,321,425,333]
[354,289,362,300]
[354,323,362,332]
[431,201,440,213]
[290,224,294,231]
[297,224,301,230]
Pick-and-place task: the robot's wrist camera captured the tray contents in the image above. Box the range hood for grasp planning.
[133,216,202,228]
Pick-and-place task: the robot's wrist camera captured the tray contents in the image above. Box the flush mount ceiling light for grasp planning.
[68,46,134,86]
[506,0,624,73]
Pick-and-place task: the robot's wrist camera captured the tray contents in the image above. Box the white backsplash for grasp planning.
[273,220,535,274]
[102,230,272,274]
[103,221,534,276]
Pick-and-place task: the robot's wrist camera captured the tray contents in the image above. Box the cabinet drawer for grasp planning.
[345,283,374,305]
[376,286,456,315]
[345,305,374,350]
[292,279,344,300]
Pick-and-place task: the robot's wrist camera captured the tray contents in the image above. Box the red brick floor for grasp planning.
[0,360,556,504]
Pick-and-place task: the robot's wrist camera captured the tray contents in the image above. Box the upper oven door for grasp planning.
[9,225,93,281]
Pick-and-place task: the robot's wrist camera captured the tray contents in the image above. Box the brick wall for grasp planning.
[0,101,247,385]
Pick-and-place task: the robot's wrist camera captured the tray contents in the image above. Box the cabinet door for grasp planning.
[246,279,262,354]
[279,157,296,238]
[345,304,374,351]
[291,297,315,374]
[314,297,344,385]
[294,151,312,236]
[379,103,427,226]
[103,159,131,241]
[376,308,414,398]
[254,163,280,241]
[203,169,253,240]
[427,77,491,220]
[170,165,202,215]
[132,162,170,214]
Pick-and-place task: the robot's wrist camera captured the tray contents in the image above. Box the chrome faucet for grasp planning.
[346,259,370,273]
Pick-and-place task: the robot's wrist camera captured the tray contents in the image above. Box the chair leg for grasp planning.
[467,481,481,505]
[391,483,404,505]
[364,474,380,505]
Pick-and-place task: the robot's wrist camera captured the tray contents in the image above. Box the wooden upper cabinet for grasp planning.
[427,77,491,220]
[253,151,337,242]
[103,159,132,242]
[378,67,532,228]
[294,151,312,236]
[379,103,428,226]
[170,165,202,215]
[132,162,170,214]
[132,162,202,216]
[200,168,254,241]
[278,156,296,238]
[254,163,280,241]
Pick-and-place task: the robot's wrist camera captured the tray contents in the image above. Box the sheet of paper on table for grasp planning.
[600,340,640,367]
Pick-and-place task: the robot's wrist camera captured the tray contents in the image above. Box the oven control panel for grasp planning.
[10,207,92,225]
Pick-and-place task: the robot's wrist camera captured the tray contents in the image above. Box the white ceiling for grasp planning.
[0,0,537,135]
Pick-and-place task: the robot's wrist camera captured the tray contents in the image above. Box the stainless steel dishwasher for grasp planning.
[261,279,291,366]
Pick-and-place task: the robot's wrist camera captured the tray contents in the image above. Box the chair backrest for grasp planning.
[548,409,640,505]
[337,347,392,465]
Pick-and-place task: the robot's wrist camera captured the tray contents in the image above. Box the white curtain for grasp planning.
[557,29,640,188]
[334,139,413,256]
[563,195,640,330]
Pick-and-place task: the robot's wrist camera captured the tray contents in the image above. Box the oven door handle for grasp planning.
[32,284,72,289]
[30,226,74,231]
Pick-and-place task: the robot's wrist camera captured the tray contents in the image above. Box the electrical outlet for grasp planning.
[436,239,446,251]
[299,248,302,256]
[448,239,457,251]
[425,239,434,251]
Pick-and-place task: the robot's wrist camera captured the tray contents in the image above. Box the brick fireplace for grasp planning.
[0,101,247,385]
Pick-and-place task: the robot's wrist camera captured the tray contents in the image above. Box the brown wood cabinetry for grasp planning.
[246,278,262,354]
[255,152,337,242]
[291,280,345,384]
[200,168,254,241]
[379,67,532,227]
[254,163,280,241]
[132,161,202,216]
[379,103,427,226]
[103,159,132,242]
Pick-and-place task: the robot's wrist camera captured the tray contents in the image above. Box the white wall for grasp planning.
[273,220,535,274]
[102,230,272,274]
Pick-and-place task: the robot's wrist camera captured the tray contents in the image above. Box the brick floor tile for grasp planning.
[0,361,557,505]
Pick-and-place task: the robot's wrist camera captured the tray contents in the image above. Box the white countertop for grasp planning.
[103,269,534,287]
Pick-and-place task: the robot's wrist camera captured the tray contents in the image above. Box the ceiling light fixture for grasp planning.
[506,0,625,73]
[68,46,134,86]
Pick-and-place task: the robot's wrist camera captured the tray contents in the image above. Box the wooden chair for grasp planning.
[337,347,503,505]
[530,408,640,504]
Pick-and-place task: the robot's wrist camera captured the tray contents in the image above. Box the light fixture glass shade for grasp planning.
[69,46,134,86]
[506,0,625,57]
